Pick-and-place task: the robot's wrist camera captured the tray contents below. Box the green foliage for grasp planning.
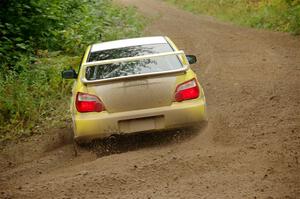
[165,0,300,35]
[0,55,78,141]
[0,0,144,67]
[0,0,144,142]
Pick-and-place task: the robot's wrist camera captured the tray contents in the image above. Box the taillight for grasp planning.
[175,79,200,102]
[75,92,105,112]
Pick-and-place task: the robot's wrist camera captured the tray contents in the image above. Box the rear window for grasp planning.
[85,43,183,80]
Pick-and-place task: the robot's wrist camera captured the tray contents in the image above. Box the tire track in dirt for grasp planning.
[1,0,300,198]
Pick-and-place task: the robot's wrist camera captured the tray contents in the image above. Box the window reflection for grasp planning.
[86,43,183,80]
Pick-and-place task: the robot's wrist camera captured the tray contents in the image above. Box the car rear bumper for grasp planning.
[73,98,206,141]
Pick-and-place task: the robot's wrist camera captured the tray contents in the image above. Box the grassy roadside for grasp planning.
[165,0,300,35]
[0,54,80,142]
[0,1,144,143]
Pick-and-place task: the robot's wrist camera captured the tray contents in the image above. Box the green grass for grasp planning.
[165,0,300,35]
[0,54,79,141]
[0,1,145,143]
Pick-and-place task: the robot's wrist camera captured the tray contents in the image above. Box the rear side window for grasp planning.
[85,43,183,80]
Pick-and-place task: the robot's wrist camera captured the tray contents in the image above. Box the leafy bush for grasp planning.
[0,0,144,142]
[0,0,144,68]
[0,55,79,140]
[165,0,300,34]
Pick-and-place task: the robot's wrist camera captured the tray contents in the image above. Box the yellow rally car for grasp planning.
[62,36,206,143]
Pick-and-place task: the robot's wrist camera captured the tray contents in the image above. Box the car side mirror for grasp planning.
[62,68,77,79]
[186,55,197,65]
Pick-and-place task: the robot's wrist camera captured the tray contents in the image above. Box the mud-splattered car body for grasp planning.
[62,36,206,142]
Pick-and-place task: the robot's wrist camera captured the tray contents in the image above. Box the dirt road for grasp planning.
[1,0,299,198]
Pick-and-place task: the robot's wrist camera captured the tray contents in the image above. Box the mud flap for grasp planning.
[73,140,79,157]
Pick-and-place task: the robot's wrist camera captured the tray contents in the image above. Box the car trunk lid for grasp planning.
[86,73,181,113]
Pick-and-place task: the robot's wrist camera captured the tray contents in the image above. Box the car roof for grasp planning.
[90,36,168,52]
